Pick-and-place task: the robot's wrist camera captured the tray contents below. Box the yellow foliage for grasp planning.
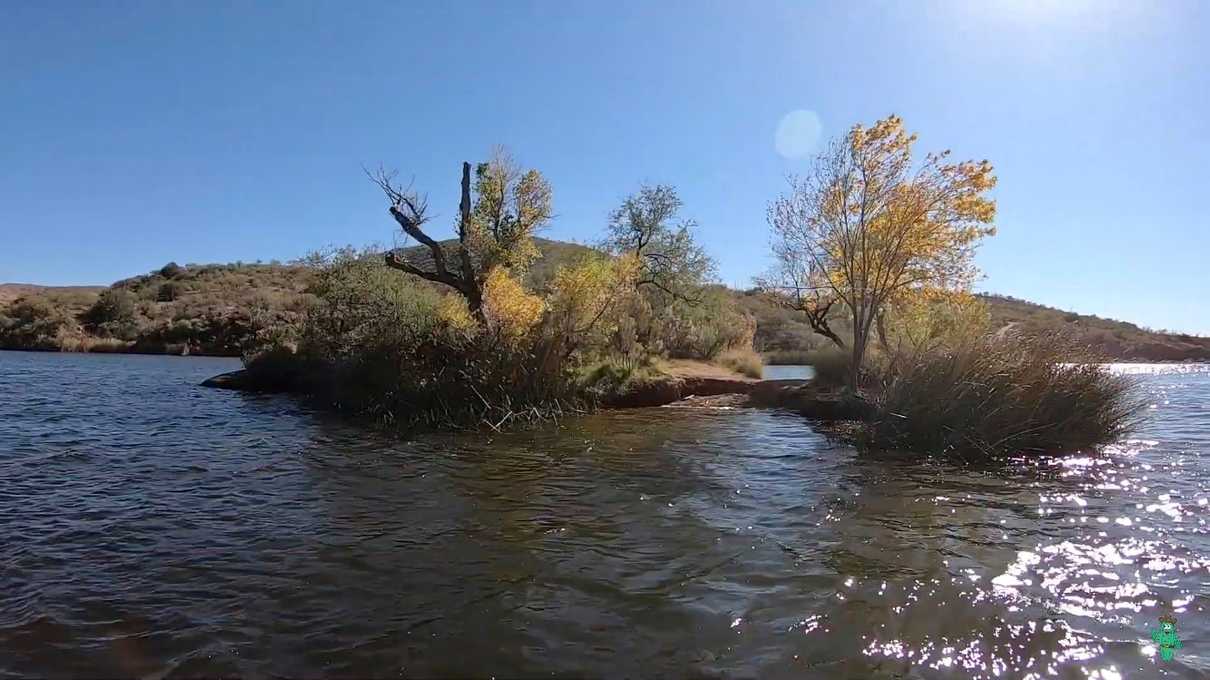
[768,114,999,387]
[434,294,479,336]
[546,253,640,337]
[482,267,544,344]
[881,289,989,357]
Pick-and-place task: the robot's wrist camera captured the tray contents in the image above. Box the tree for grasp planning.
[371,147,552,323]
[604,184,715,301]
[764,115,996,389]
[82,288,136,329]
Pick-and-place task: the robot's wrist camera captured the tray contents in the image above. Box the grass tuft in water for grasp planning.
[862,334,1144,458]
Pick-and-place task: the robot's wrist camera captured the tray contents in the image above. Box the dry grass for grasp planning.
[714,347,763,379]
[863,334,1144,458]
[805,347,851,388]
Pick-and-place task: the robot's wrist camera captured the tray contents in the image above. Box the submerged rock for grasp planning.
[750,381,872,421]
[200,370,253,391]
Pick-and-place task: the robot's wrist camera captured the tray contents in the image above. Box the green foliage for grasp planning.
[81,289,138,339]
[604,184,716,301]
[159,262,184,279]
[0,262,312,354]
[299,248,455,360]
[83,288,135,327]
[863,334,1142,458]
[650,286,755,360]
[467,149,553,275]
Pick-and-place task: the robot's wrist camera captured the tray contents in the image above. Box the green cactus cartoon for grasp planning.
[1151,613,1182,662]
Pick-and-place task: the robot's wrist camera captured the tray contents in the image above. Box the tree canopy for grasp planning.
[604,184,715,301]
[373,147,552,322]
[763,115,997,388]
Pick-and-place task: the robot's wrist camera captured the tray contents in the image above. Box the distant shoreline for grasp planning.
[3,346,1207,368]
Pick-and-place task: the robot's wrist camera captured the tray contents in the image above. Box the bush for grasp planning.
[82,288,137,333]
[805,347,851,388]
[653,287,755,360]
[715,347,762,378]
[862,334,1142,458]
[0,298,75,350]
[157,281,182,302]
[245,249,587,429]
[159,262,184,279]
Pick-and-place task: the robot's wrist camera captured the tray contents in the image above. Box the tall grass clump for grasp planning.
[863,334,1143,458]
[805,347,852,388]
[715,347,763,378]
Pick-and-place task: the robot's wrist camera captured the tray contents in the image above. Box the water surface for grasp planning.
[1,352,1207,678]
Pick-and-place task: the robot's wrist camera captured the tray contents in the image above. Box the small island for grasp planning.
[3,119,1170,458]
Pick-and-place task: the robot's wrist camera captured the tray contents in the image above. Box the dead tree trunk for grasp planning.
[375,162,486,323]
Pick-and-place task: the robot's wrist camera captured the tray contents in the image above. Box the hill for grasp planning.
[2,240,1206,361]
[0,262,313,355]
[978,293,1210,362]
[0,283,105,307]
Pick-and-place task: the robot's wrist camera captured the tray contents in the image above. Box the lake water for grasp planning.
[1,351,1207,678]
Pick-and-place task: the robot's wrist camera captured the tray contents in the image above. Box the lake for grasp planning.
[1,351,1206,678]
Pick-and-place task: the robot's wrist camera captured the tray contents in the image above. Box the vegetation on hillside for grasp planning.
[980,293,1210,361]
[0,263,311,354]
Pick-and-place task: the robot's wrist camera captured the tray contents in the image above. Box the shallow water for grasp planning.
[1,351,1206,678]
[761,364,815,380]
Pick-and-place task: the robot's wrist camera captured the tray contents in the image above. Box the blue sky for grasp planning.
[2,1,1207,333]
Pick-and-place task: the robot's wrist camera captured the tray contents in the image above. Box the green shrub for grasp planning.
[862,334,1142,458]
[715,347,762,378]
[82,288,137,332]
[652,287,755,360]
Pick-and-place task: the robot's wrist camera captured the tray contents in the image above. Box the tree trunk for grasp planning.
[849,314,874,392]
[454,161,487,325]
[849,330,864,392]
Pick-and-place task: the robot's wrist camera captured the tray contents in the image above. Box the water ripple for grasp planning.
[1,351,1207,678]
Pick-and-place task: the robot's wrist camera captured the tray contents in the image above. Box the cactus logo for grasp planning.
[1151,613,1183,662]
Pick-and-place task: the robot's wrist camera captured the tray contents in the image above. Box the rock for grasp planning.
[750,381,871,421]
[200,370,252,390]
[602,376,759,408]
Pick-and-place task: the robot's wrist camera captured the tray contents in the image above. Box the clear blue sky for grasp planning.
[2,1,1207,333]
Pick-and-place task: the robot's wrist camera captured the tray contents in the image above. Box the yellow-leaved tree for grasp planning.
[544,253,642,353]
[763,115,997,389]
[481,267,544,346]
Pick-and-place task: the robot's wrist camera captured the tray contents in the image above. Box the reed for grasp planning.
[862,334,1143,458]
